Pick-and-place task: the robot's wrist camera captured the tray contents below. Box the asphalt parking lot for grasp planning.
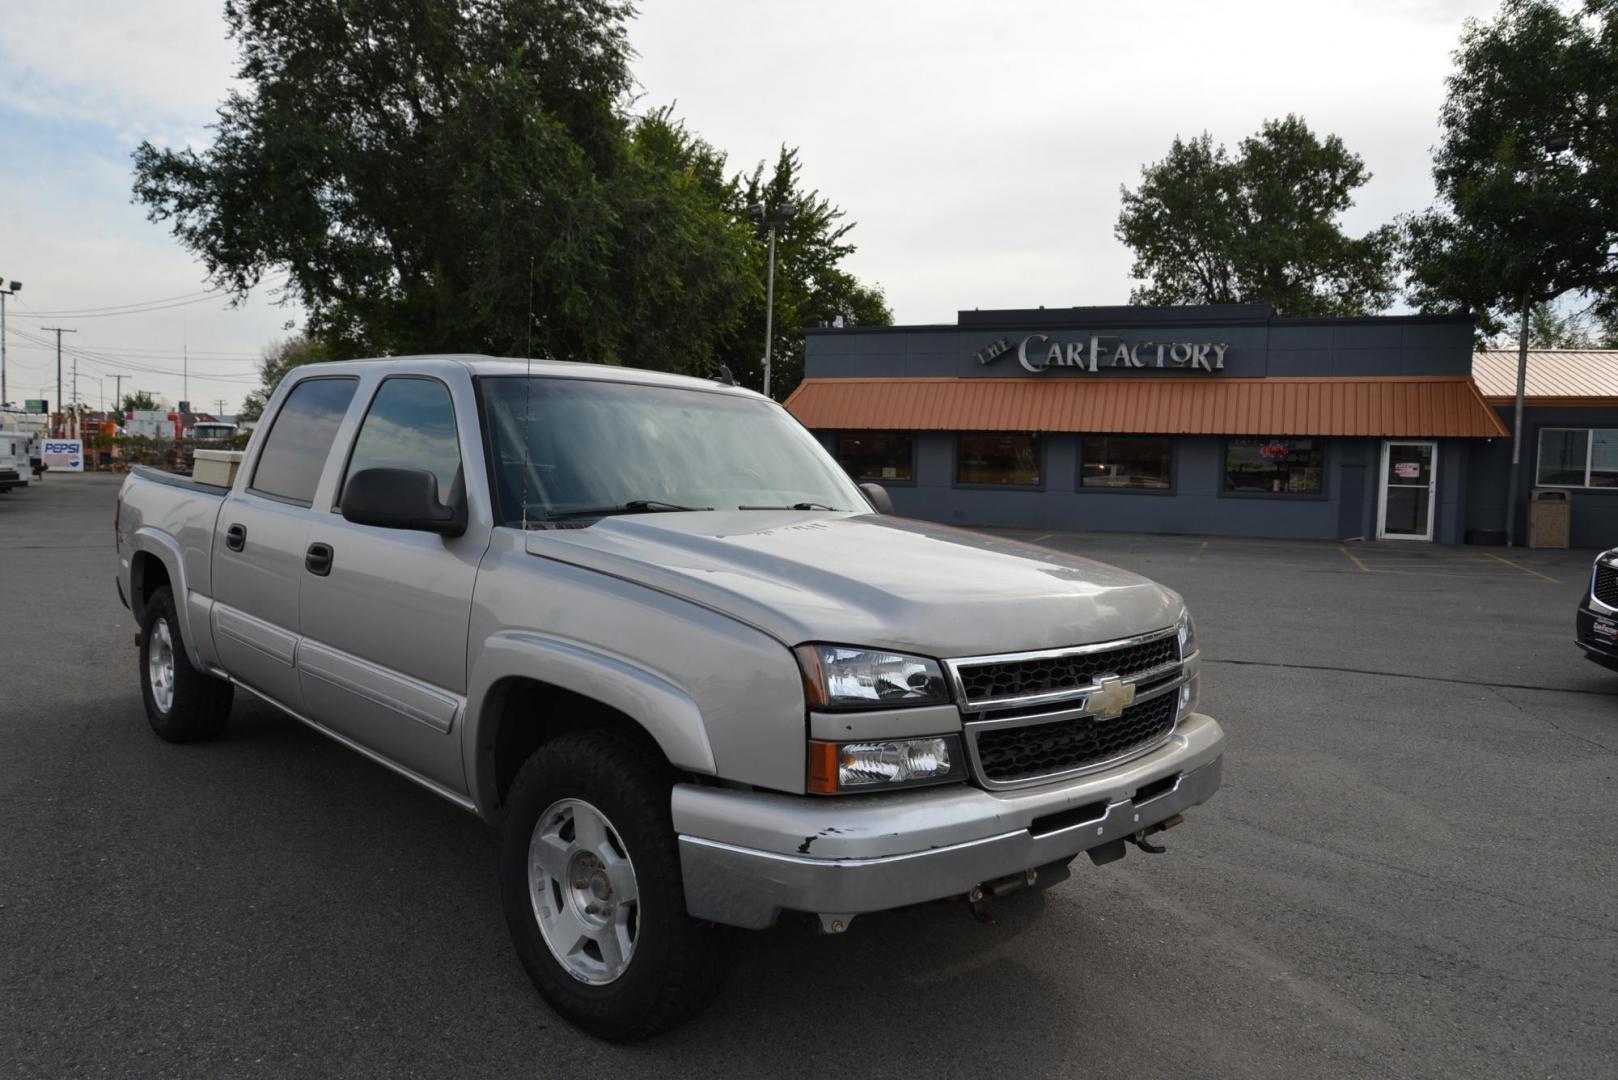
[3,474,1615,1079]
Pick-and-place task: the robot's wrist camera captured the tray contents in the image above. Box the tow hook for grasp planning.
[1127,813,1185,854]
[965,868,1039,925]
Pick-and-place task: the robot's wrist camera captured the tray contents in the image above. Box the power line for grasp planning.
[17,275,290,318]
[40,327,76,433]
[20,288,222,316]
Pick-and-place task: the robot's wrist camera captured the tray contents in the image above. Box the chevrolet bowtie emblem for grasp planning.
[1082,675,1135,719]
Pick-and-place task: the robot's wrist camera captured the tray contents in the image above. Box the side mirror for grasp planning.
[341,467,467,537]
[858,482,895,515]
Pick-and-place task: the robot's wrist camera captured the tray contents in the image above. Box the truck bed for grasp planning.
[131,465,230,497]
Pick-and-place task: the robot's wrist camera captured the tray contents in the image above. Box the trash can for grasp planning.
[1528,488,1571,549]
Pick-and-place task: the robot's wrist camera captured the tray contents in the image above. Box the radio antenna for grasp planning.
[521,255,534,531]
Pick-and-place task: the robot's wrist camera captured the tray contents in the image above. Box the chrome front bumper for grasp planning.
[675,712,1225,930]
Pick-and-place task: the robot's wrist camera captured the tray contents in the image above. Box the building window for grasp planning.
[1536,428,1618,487]
[837,432,914,482]
[1080,435,1173,490]
[957,433,1040,486]
[1223,437,1325,495]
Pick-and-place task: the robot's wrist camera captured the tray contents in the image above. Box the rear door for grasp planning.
[295,373,490,796]
[211,376,359,708]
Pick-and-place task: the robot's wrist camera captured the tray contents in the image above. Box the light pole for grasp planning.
[1504,132,1574,547]
[0,278,20,407]
[747,202,796,398]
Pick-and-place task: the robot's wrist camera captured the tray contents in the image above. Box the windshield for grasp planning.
[478,375,866,525]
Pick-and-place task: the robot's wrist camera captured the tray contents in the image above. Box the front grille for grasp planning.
[954,634,1178,706]
[1594,564,1618,607]
[972,691,1178,784]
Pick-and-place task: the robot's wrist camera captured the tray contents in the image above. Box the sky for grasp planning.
[0,0,1499,414]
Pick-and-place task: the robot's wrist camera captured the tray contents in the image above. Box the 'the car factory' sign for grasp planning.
[976,334,1230,374]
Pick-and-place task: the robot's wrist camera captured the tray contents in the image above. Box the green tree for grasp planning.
[715,147,891,399]
[132,0,751,373]
[237,335,329,421]
[119,391,159,412]
[1403,0,1618,338]
[1518,303,1618,349]
[1116,115,1397,316]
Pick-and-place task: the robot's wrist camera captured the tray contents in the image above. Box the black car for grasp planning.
[1576,549,1618,672]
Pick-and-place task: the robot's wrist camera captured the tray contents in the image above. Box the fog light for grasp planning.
[1179,674,1200,718]
[808,735,964,792]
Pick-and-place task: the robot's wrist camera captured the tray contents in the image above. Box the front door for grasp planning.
[296,375,488,797]
[1377,440,1438,541]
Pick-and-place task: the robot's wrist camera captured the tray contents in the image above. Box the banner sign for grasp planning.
[41,439,83,472]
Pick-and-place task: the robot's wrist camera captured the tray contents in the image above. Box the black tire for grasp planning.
[138,586,233,742]
[499,730,734,1042]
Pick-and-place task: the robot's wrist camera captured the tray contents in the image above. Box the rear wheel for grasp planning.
[499,730,733,1041]
[139,586,233,742]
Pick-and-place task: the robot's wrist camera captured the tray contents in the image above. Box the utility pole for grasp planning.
[41,326,76,436]
[0,278,21,407]
[746,201,797,398]
[214,398,227,415]
[113,375,125,415]
[1503,132,1573,547]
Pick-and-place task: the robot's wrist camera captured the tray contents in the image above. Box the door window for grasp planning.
[1381,442,1436,539]
[340,377,462,506]
[250,377,358,504]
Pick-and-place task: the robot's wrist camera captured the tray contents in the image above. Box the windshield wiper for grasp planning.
[736,502,843,511]
[543,499,713,521]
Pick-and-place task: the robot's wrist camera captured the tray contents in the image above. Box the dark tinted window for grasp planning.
[1223,437,1325,495]
[837,432,914,481]
[957,434,1040,486]
[1081,436,1173,490]
[250,378,357,504]
[342,378,462,506]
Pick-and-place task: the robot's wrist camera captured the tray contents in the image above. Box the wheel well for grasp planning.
[485,677,669,808]
[130,551,171,613]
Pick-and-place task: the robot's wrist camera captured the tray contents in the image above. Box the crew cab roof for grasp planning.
[283,354,765,400]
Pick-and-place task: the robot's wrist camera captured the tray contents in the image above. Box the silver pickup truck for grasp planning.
[115,356,1225,1040]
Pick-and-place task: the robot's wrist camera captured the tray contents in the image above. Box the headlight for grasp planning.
[794,644,949,709]
[807,735,965,793]
[1176,610,1197,659]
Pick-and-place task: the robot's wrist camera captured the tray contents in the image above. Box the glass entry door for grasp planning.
[1378,441,1437,541]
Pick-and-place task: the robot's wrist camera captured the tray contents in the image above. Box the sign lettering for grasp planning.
[995,334,1228,374]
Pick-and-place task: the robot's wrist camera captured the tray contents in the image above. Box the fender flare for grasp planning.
[462,630,717,818]
[128,527,207,670]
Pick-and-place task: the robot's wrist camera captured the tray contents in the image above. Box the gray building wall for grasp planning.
[1467,406,1618,549]
[821,430,1473,543]
[807,305,1476,381]
[806,305,1486,545]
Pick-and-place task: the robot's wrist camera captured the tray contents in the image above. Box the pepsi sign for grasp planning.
[42,439,84,473]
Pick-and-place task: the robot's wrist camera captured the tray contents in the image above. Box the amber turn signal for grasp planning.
[807,739,840,793]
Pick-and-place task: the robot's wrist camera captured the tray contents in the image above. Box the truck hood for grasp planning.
[525,511,1181,657]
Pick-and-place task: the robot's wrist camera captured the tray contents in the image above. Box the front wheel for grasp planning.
[499,730,733,1041]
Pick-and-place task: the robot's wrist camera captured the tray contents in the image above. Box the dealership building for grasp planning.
[785,304,1618,547]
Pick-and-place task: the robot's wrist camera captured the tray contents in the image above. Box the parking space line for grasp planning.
[1189,540,1210,562]
[1479,551,1560,584]
[1338,545,1371,573]
[1029,533,1052,542]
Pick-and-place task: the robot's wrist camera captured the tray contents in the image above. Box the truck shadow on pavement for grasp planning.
[199,698,1087,1071]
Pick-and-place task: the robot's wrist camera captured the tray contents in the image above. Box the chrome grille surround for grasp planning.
[945,626,1192,790]
[1592,559,1618,611]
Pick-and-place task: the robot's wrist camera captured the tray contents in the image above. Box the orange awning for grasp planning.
[785,376,1509,438]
